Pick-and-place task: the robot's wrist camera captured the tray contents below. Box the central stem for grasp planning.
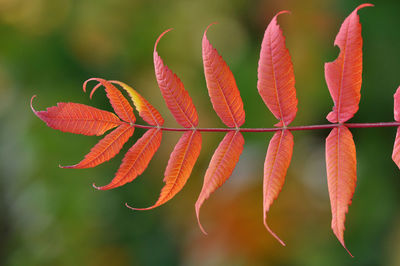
[130,122,400,132]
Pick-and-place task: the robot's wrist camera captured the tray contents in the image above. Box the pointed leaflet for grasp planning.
[128,131,202,210]
[153,29,199,128]
[31,96,121,136]
[392,86,400,168]
[84,78,136,123]
[257,11,297,127]
[195,131,244,234]
[326,126,356,257]
[263,130,294,246]
[94,128,162,190]
[325,4,373,123]
[202,24,245,128]
[110,81,164,126]
[61,123,134,169]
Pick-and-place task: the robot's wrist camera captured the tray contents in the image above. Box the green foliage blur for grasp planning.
[1,0,399,265]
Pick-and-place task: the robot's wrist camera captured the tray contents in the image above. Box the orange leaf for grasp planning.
[31,96,121,136]
[195,131,244,234]
[325,3,373,123]
[257,11,297,127]
[61,123,134,169]
[84,78,136,123]
[94,128,162,190]
[128,130,202,210]
[263,129,293,246]
[326,125,356,257]
[392,86,400,168]
[110,81,164,126]
[202,24,245,128]
[153,29,199,128]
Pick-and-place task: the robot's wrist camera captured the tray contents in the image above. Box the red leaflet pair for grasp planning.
[34,3,400,256]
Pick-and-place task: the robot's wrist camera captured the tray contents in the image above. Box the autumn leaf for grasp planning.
[94,128,162,190]
[392,86,400,168]
[110,81,164,126]
[202,24,245,128]
[61,123,134,169]
[325,3,373,123]
[195,131,244,234]
[84,78,136,124]
[153,29,199,128]
[326,125,357,257]
[127,130,202,210]
[31,96,121,136]
[263,130,294,246]
[257,11,297,127]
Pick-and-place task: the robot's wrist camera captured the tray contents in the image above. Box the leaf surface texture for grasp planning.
[202,24,245,128]
[325,125,356,256]
[257,11,297,127]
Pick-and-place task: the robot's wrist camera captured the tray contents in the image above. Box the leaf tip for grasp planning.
[195,202,208,235]
[30,95,38,114]
[276,10,291,17]
[263,218,286,246]
[92,183,103,190]
[154,28,174,53]
[203,22,218,39]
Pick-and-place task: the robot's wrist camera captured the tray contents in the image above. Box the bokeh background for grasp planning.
[1,0,400,265]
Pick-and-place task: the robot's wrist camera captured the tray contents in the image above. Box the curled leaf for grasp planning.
[31,96,121,136]
[153,29,199,128]
[263,130,293,246]
[257,11,297,127]
[326,126,356,257]
[325,3,373,123]
[195,131,244,234]
[83,78,136,124]
[94,128,162,190]
[128,130,202,210]
[202,24,245,128]
[110,81,164,126]
[61,123,134,169]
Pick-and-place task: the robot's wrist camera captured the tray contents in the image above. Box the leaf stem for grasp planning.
[129,122,400,132]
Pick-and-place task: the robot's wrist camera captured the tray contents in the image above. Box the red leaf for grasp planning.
[325,3,373,123]
[392,128,400,169]
[61,123,134,169]
[263,130,294,246]
[257,11,297,127]
[392,87,400,168]
[31,96,121,136]
[394,86,400,122]
[326,125,356,257]
[94,128,162,190]
[202,24,245,128]
[110,81,164,126]
[84,78,136,123]
[128,130,202,210]
[153,29,199,128]
[195,131,244,234]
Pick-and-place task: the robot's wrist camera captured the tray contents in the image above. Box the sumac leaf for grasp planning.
[202,24,245,128]
[153,29,199,128]
[392,86,400,168]
[128,130,202,210]
[195,131,244,234]
[31,96,121,136]
[111,81,164,126]
[94,128,162,190]
[325,3,373,123]
[326,125,356,257]
[257,11,297,127]
[263,129,294,246]
[61,123,134,169]
[84,78,136,124]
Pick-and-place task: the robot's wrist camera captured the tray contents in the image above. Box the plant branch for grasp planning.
[129,122,400,133]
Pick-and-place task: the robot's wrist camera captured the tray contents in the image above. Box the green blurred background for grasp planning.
[1,0,399,265]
